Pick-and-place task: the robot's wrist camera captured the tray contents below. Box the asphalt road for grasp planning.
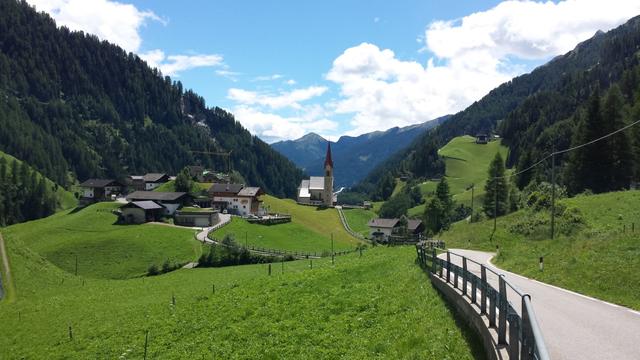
[441,249,640,360]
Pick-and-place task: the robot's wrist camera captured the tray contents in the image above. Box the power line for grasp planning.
[491,118,640,180]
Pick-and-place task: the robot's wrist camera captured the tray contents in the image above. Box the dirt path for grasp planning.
[0,232,14,301]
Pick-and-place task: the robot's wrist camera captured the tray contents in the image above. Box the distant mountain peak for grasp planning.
[298,132,326,142]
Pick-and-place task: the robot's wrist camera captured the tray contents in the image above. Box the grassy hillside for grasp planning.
[262,195,363,245]
[212,196,363,253]
[441,190,640,310]
[408,136,509,216]
[3,202,202,279]
[0,234,484,358]
[212,217,354,253]
[0,151,77,210]
[342,208,377,237]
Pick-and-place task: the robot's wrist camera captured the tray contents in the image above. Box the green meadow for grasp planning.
[441,190,640,310]
[2,202,201,279]
[342,208,377,238]
[0,232,484,359]
[409,136,509,216]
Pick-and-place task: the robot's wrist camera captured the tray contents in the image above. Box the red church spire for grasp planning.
[324,141,333,168]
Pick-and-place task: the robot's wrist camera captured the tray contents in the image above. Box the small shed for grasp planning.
[120,201,164,224]
[174,208,219,227]
[475,134,488,144]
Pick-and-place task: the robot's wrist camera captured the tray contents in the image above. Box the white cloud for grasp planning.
[139,50,224,76]
[228,86,328,110]
[286,79,297,85]
[252,74,283,82]
[326,0,640,136]
[26,0,162,53]
[232,106,338,143]
[215,69,241,82]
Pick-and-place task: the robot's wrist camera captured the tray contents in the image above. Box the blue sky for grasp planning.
[28,0,640,142]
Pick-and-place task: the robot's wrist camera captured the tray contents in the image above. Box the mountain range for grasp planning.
[271,116,448,188]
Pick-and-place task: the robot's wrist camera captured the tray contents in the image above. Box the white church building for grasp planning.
[297,142,336,206]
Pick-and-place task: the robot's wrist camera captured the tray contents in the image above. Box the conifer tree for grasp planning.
[483,153,508,218]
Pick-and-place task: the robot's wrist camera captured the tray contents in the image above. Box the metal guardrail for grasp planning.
[416,243,550,360]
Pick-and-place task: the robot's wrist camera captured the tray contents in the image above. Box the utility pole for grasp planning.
[470,184,475,222]
[493,179,498,233]
[551,147,556,240]
[331,233,335,265]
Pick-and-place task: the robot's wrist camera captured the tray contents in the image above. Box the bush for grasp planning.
[147,264,159,276]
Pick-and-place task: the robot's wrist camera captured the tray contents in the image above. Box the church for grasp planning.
[297,142,336,206]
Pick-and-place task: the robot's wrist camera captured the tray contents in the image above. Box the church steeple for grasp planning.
[324,141,333,169]
[323,141,334,206]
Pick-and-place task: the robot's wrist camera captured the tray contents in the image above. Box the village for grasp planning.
[77,142,425,244]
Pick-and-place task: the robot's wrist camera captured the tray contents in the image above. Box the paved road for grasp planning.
[442,249,640,360]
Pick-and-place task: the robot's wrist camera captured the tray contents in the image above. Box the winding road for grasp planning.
[442,249,640,360]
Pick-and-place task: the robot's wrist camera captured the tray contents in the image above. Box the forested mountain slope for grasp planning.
[0,0,303,198]
[359,15,640,199]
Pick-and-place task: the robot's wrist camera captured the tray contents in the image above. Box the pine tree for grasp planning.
[484,153,508,218]
[423,197,444,235]
[435,177,453,229]
[602,85,634,190]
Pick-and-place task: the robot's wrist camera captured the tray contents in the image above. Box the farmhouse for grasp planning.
[368,217,425,241]
[126,191,190,215]
[186,165,205,182]
[143,173,170,190]
[120,201,164,224]
[174,208,219,227]
[297,142,336,206]
[78,179,124,203]
[208,183,265,216]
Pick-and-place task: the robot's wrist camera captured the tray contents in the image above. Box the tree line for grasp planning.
[0,157,58,226]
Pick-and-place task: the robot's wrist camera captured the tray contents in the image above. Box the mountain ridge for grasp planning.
[272,116,449,187]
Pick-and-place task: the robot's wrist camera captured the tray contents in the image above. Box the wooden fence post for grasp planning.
[143,330,149,360]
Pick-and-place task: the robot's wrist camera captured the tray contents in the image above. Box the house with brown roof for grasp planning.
[208,183,265,216]
[120,201,165,224]
[368,216,424,242]
[78,179,124,203]
[143,173,170,190]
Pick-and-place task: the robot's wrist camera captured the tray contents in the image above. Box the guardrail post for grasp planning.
[480,265,487,315]
[438,257,443,278]
[471,274,477,305]
[431,247,437,273]
[498,275,507,345]
[446,251,451,283]
[489,289,497,328]
[454,263,459,289]
[462,257,468,297]
[521,296,531,359]
[508,310,520,360]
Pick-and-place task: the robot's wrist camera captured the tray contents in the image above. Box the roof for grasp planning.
[121,201,164,210]
[126,191,188,202]
[309,176,325,190]
[129,175,144,181]
[324,142,333,168]
[407,219,423,231]
[143,173,169,183]
[78,179,121,188]
[237,187,262,197]
[208,183,244,194]
[368,218,400,228]
[177,207,217,214]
